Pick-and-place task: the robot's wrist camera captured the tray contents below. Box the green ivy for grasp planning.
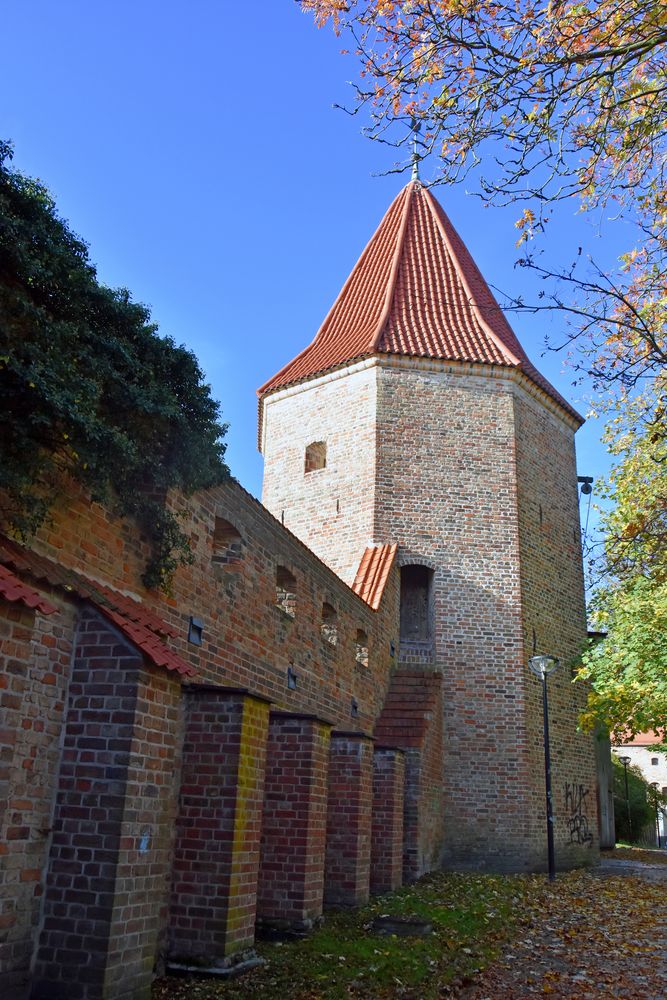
[0,140,229,588]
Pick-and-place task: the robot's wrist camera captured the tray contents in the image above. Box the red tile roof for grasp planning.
[351,543,397,610]
[0,563,57,615]
[614,732,664,748]
[0,537,195,678]
[258,181,581,424]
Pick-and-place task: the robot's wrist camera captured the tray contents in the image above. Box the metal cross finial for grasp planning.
[411,119,421,182]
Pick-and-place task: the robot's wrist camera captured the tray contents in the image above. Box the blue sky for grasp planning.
[2,0,616,555]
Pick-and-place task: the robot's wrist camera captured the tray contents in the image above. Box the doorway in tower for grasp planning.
[399,564,435,662]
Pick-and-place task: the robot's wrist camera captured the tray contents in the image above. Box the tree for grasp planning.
[578,384,667,739]
[611,755,658,844]
[0,141,229,589]
[304,0,667,736]
[302,0,667,415]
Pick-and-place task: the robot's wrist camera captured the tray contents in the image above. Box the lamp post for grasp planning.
[618,755,632,838]
[529,654,560,881]
[650,782,661,848]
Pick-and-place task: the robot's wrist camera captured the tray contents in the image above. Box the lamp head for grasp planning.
[618,755,631,766]
[529,654,560,679]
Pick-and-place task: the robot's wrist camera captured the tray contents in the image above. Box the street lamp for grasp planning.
[650,782,661,848]
[618,755,632,838]
[529,654,560,881]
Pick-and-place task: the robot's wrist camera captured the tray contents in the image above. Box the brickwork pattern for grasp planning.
[32,608,180,1000]
[24,476,400,741]
[370,749,405,894]
[257,713,331,930]
[169,688,270,961]
[324,734,374,907]
[374,669,444,881]
[101,662,181,998]
[261,364,378,586]
[513,391,599,869]
[0,596,74,1000]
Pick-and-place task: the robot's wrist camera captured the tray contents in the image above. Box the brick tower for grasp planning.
[259,180,598,871]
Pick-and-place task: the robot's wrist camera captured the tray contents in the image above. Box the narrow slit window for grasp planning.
[212,517,242,564]
[276,565,297,618]
[305,441,326,474]
[321,602,338,646]
[355,628,369,667]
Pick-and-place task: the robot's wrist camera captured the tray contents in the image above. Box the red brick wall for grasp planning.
[32,608,180,1000]
[373,363,529,869]
[0,596,73,1000]
[370,748,405,894]
[168,687,270,963]
[324,734,374,907]
[513,391,599,868]
[25,478,400,741]
[374,669,444,881]
[101,661,181,997]
[261,362,378,586]
[257,712,331,931]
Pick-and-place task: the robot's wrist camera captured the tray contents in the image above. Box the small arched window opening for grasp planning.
[321,602,338,646]
[399,565,434,649]
[355,628,369,667]
[276,565,297,618]
[212,517,243,565]
[305,441,327,474]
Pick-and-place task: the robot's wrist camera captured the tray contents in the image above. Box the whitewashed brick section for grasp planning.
[261,363,378,585]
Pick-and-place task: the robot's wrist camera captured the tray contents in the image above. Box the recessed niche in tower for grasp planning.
[276,565,297,618]
[304,440,326,474]
[212,517,243,565]
[355,628,369,667]
[399,564,434,657]
[321,601,338,646]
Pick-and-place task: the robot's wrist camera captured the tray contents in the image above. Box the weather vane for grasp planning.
[411,118,421,182]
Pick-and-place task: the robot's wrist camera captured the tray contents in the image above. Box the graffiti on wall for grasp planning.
[564,781,594,846]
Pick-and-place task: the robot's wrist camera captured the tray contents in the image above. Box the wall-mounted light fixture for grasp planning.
[287,665,297,690]
[351,698,359,719]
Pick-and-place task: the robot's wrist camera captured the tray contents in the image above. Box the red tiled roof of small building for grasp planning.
[614,732,664,748]
[0,563,57,615]
[0,536,195,678]
[352,543,397,610]
[258,181,581,425]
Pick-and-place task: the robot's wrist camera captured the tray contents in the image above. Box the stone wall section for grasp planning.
[261,363,378,586]
[512,388,599,867]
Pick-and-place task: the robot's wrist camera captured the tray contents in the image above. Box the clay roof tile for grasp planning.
[258,181,580,425]
[0,537,195,678]
[351,543,398,610]
[0,563,58,615]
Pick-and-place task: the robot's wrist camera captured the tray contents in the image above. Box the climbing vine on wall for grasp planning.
[0,140,229,589]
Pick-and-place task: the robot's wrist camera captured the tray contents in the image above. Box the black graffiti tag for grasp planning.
[565,781,594,846]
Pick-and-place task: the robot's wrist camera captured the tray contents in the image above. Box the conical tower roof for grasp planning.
[258,181,580,424]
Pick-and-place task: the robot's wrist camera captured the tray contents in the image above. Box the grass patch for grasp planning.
[154,871,535,999]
